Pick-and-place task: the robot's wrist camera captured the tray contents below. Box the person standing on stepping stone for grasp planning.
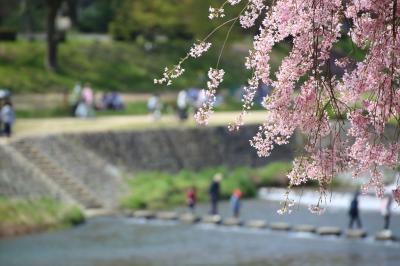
[380,194,393,230]
[186,186,197,213]
[209,173,222,215]
[348,190,362,229]
[230,188,242,218]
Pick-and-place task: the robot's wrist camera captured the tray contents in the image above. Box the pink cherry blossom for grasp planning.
[157,0,400,212]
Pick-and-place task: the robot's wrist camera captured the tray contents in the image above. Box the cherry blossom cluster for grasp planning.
[239,0,265,28]
[157,0,400,212]
[154,65,184,86]
[208,6,225,19]
[194,68,225,125]
[189,42,212,58]
[228,76,259,131]
[227,0,242,5]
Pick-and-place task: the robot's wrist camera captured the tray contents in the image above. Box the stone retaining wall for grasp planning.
[1,125,295,204]
[68,125,295,172]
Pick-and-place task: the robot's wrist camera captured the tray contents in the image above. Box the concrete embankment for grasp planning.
[0,125,296,209]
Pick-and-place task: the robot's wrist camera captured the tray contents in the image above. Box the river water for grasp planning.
[1,200,399,266]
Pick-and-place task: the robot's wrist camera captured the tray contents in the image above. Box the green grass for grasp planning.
[0,38,252,94]
[121,166,257,210]
[252,161,293,187]
[0,198,84,232]
[121,161,353,211]
[121,163,295,210]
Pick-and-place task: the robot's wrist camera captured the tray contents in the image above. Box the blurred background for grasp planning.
[0,1,399,266]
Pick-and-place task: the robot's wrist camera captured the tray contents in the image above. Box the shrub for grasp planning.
[253,161,292,187]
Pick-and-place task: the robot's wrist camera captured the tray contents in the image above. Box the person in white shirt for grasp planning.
[177,90,188,121]
[1,100,15,137]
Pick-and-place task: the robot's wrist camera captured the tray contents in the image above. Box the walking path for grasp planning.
[12,111,267,139]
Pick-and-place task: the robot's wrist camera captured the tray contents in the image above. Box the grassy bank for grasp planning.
[0,198,84,238]
[122,162,294,210]
[0,38,280,94]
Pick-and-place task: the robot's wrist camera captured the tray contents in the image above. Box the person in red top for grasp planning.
[230,188,242,218]
[186,186,197,213]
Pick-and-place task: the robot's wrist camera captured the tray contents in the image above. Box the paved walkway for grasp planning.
[12,111,267,139]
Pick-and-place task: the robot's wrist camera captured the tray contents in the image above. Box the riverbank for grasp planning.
[1,199,398,266]
[0,198,85,239]
[121,162,350,211]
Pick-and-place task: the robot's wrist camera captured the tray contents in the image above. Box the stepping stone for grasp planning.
[246,220,267,229]
[375,230,395,241]
[156,211,178,220]
[133,210,155,219]
[201,215,222,224]
[270,222,291,231]
[346,229,367,239]
[123,210,134,217]
[316,226,342,236]
[180,213,200,224]
[293,224,316,233]
[222,218,242,226]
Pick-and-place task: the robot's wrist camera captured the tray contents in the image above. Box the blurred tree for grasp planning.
[109,0,246,43]
[45,0,64,71]
[109,0,194,41]
[77,0,121,32]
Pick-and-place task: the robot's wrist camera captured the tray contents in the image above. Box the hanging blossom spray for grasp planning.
[156,0,400,213]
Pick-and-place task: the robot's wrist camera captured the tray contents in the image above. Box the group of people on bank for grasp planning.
[71,83,125,118]
[147,88,223,122]
[186,173,242,218]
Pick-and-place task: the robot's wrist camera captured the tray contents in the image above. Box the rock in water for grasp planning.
[222,218,242,226]
[180,213,200,224]
[346,229,367,239]
[375,230,394,241]
[293,224,316,233]
[270,222,291,231]
[201,215,222,224]
[316,226,341,236]
[246,220,267,229]
[156,211,178,220]
[133,210,155,219]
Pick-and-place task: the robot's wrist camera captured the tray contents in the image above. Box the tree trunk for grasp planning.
[46,0,63,72]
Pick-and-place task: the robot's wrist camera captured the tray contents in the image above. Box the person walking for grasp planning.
[177,90,188,121]
[0,100,15,138]
[147,93,162,120]
[209,173,222,215]
[230,188,242,218]
[186,186,197,213]
[348,190,362,229]
[381,194,393,230]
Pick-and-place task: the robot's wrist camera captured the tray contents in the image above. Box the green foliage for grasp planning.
[109,0,245,41]
[333,36,367,62]
[122,166,257,210]
[253,161,292,187]
[109,0,193,40]
[121,161,351,210]
[78,0,120,33]
[0,197,84,228]
[15,106,70,118]
[0,38,249,94]
[60,206,85,226]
